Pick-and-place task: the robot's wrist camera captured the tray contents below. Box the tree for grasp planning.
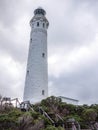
[83,108,97,122]
[41,96,62,114]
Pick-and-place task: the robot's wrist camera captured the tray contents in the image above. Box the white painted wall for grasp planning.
[24,8,49,103]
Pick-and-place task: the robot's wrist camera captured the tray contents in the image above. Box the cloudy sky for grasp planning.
[0,0,98,104]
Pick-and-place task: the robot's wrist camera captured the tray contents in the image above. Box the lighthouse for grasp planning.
[23,7,49,103]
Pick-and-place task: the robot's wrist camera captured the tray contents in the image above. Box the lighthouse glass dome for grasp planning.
[34,7,46,15]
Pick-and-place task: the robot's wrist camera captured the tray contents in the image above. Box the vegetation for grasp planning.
[0,96,98,130]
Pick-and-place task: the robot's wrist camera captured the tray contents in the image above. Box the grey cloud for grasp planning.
[0,0,32,63]
[49,0,98,47]
[0,0,32,26]
[0,0,98,104]
[49,61,98,104]
[0,29,28,63]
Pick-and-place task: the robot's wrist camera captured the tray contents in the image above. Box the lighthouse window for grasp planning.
[37,22,39,27]
[30,38,32,42]
[43,23,45,28]
[27,70,29,74]
[46,23,49,27]
[42,90,45,95]
[42,53,45,58]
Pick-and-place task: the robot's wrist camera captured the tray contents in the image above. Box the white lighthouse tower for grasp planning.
[23,7,49,103]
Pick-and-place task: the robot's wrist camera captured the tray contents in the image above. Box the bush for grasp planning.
[42,116,52,126]
[31,111,40,119]
[43,126,64,130]
[57,126,65,130]
[82,108,97,122]
[44,125,58,130]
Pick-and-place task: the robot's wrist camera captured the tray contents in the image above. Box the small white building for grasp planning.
[58,96,79,105]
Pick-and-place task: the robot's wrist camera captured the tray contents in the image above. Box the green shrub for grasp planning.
[31,111,40,119]
[57,126,65,130]
[44,125,58,130]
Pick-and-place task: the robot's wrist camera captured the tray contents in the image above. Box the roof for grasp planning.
[58,96,79,102]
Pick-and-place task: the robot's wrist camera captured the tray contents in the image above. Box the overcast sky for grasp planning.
[0,0,98,104]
